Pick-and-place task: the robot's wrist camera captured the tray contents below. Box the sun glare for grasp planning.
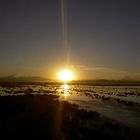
[58,69,74,82]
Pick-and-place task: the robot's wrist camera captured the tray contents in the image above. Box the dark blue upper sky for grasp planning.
[0,0,140,80]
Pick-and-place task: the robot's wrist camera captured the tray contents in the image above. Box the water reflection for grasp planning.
[62,84,70,99]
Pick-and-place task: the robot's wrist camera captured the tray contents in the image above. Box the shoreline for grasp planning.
[0,94,139,140]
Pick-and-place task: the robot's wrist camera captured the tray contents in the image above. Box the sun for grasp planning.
[58,69,74,82]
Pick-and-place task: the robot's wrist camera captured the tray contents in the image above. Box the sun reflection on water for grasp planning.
[62,84,70,99]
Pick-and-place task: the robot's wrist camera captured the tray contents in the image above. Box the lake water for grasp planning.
[0,83,140,131]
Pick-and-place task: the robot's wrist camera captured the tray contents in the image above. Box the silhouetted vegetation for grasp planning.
[0,94,139,140]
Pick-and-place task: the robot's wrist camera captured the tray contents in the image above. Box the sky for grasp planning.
[0,0,140,80]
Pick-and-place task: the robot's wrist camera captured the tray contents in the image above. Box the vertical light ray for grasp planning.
[60,0,70,66]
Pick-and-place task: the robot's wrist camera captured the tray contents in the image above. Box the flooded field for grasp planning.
[0,83,140,132]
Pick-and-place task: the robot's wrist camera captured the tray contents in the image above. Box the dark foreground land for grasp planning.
[0,95,139,140]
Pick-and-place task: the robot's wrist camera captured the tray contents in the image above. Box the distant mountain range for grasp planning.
[0,75,50,82]
[73,79,140,86]
[0,75,140,86]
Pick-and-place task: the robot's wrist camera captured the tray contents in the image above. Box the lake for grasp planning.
[0,83,140,132]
